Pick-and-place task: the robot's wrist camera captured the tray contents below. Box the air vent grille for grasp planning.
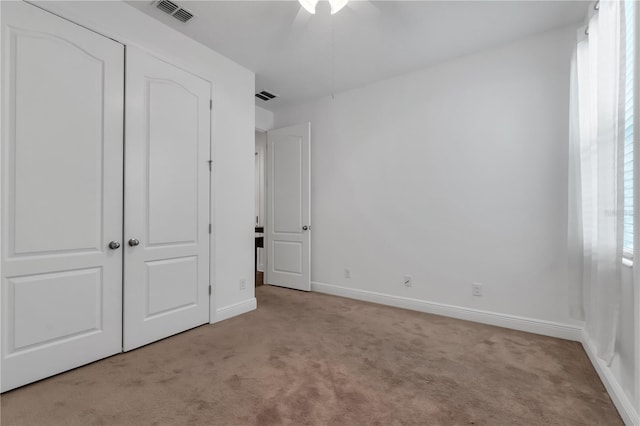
[156,0,178,14]
[155,0,194,23]
[255,91,278,102]
[173,8,194,23]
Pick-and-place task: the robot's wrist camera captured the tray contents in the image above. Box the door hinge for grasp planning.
[210,99,212,110]
[208,285,212,295]
[208,160,212,171]
[209,223,212,234]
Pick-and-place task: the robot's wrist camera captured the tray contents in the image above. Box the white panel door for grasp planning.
[266,123,311,291]
[124,47,211,351]
[1,2,124,392]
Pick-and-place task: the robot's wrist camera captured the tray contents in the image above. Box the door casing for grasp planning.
[265,123,311,291]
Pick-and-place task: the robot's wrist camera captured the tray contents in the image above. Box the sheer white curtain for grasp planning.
[568,1,625,365]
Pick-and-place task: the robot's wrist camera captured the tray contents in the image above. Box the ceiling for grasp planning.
[126,0,588,110]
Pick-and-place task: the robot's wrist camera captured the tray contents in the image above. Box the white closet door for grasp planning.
[1,2,124,392]
[124,47,211,351]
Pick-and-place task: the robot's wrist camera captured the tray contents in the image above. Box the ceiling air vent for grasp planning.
[173,8,194,23]
[155,0,194,23]
[255,91,278,102]
[156,0,178,14]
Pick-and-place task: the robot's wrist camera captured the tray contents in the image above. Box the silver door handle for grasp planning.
[108,241,121,250]
[302,226,310,231]
[128,238,140,247]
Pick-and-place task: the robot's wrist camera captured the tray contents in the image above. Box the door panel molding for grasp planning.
[123,46,211,352]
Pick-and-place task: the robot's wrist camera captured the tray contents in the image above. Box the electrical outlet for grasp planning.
[239,278,247,290]
[472,283,483,297]
[404,275,412,287]
[344,268,351,279]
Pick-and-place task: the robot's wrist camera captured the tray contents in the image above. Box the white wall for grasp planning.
[256,105,274,131]
[274,25,579,324]
[274,24,639,422]
[31,1,256,321]
[255,131,266,228]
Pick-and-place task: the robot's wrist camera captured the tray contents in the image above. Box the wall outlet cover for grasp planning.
[472,283,483,297]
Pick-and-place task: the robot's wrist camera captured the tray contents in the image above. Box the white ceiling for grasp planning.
[126,0,588,110]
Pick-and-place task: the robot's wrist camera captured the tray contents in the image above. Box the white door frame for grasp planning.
[255,130,266,272]
[265,123,311,291]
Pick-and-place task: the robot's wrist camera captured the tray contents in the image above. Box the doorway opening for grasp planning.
[255,130,267,287]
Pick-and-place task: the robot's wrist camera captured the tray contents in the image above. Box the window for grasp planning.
[622,0,635,259]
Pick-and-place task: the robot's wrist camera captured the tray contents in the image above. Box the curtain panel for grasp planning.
[568,1,627,365]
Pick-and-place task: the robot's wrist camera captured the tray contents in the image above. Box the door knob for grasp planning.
[128,238,140,247]
[108,241,121,250]
[302,226,309,231]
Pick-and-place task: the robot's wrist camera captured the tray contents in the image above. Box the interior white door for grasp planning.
[124,47,211,351]
[266,123,311,291]
[1,2,124,392]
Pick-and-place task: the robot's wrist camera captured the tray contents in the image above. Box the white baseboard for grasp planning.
[580,331,639,426]
[311,282,583,341]
[212,297,257,324]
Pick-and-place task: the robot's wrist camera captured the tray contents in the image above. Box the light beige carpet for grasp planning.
[1,285,622,425]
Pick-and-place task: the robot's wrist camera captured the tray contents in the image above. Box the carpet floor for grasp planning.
[1,285,622,425]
